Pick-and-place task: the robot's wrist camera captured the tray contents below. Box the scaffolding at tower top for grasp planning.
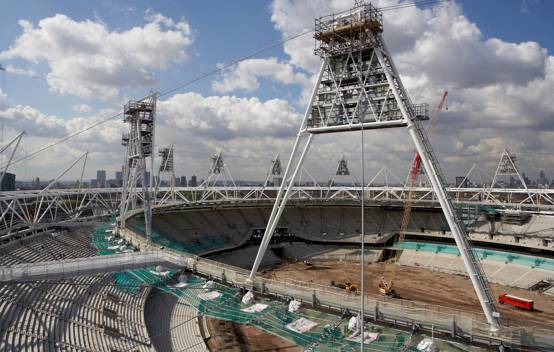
[307,2,428,134]
[314,2,383,56]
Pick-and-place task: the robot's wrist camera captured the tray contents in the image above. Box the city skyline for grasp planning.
[12,162,554,190]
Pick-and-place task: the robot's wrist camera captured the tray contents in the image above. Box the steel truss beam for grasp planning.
[1,183,553,246]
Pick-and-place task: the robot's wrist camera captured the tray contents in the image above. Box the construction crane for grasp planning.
[379,91,448,296]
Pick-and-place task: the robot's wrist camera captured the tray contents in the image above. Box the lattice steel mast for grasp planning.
[0,131,25,188]
[248,1,501,329]
[156,144,176,204]
[119,94,157,245]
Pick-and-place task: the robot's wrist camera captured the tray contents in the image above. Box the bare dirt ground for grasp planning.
[262,260,554,329]
[205,316,302,352]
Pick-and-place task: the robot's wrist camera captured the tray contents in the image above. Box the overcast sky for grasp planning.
[0,0,552,184]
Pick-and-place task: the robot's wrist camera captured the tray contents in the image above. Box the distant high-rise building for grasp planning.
[115,171,123,187]
[190,175,197,187]
[34,177,40,189]
[96,170,106,188]
[0,172,16,191]
[91,179,98,188]
[539,169,548,186]
[455,176,468,188]
[180,176,187,187]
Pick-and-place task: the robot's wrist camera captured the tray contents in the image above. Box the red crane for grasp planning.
[379,90,448,296]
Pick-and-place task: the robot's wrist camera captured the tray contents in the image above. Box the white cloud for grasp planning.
[270,0,328,72]
[397,3,547,89]
[158,92,300,140]
[4,64,41,79]
[1,91,303,179]
[1,105,66,137]
[0,102,123,145]
[212,58,309,93]
[72,104,93,113]
[0,13,193,99]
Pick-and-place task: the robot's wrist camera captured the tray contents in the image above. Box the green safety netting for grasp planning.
[94,219,489,351]
[91,219,418,351]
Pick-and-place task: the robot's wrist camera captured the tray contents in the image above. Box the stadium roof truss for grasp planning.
[2,182,554,244]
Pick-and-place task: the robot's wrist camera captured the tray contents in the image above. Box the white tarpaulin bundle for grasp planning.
[348,316,360,332]
[150,270,170,277]
[241,303,268,313]
[417,338,437,352]
[345,331,379,344]
[168,282,188,289]
[286,317,318,334]
[242,291,254,304]
[288,299,301,313]
[202,280,215,291]
[198,291,221,300]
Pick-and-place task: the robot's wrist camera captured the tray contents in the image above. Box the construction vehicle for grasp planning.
[378,278,395,296]
[331,280,358,293]
[379,91,448,296]
[498,294,534,311]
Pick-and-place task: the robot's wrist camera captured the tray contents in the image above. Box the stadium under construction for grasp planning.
[0,1,553,351]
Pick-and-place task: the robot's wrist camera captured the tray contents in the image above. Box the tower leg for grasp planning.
[375,44,500,329]
[248,61,326,282]
[248,134,314,281]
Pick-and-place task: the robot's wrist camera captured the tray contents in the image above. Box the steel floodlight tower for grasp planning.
[248,2,501,329]
[491,149,527,188]
[202,151,236,188]
[329,155,354,185]
[326,155,359,199]
[263,153,283,187]
[119,93,157,245]
[487,148,534,207]
[200,151,237,201]
[0,131,25,188]
[336,155,350,176]
[156,144,176,204]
